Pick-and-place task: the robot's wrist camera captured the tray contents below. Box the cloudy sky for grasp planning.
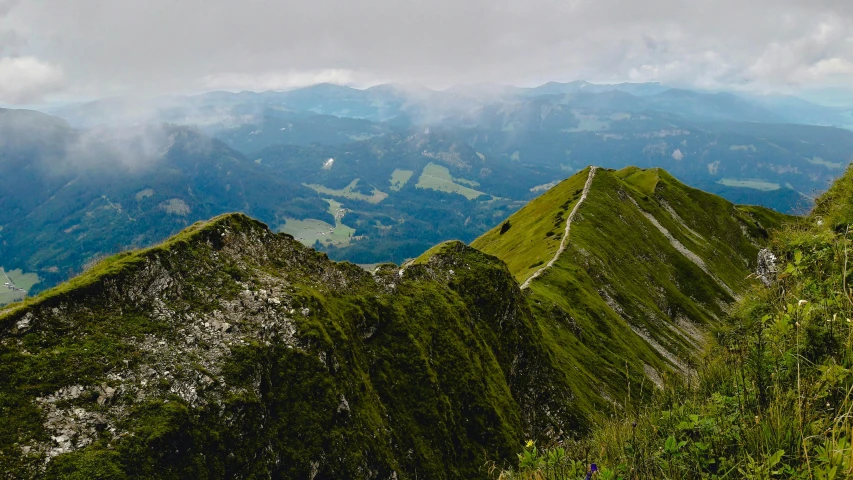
[0,0,851,104]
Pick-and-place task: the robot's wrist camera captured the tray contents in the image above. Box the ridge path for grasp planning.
[521,166,597,290]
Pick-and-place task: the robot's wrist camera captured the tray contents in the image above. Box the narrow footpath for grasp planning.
[521,166,597,290]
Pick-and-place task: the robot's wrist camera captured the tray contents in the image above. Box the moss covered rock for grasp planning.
[0,214,572,479]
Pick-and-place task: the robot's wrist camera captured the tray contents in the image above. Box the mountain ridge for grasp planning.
[0,213,578,478]
[0,165,791,478]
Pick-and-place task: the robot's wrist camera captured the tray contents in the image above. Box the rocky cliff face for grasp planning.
[0,214,574,479]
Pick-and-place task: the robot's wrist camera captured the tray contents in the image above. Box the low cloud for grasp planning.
[0,56,64,103]
[200,69,361,92]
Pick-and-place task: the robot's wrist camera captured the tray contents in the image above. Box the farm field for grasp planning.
[717,178,781,191]
[305,178,388,204]
[389,169,414,191]
[415,163,486,200]
[0,268,39,305]
[279,199,356,247]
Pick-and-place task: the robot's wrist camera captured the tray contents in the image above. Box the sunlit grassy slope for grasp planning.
[471,167,591,284]
[501,165,853,479]
[474,166,790,413]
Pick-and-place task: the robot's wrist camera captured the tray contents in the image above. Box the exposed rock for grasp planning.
[337,394,350,413]
[757,248,778,287]
[15,312,33,332]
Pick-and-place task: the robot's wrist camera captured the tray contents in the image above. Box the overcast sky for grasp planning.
[0,0,851,104]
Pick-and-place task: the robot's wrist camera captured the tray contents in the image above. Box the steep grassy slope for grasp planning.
[0,214,578,479]
[470,167,592,285]
[500,170,853,479]
[473,166,790,414]
[810,162,853,230]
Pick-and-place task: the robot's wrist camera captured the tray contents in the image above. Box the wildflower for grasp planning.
[585,463,598,480]
[632,421,637,429]
[525,440,534,449]
[798,299,808,306]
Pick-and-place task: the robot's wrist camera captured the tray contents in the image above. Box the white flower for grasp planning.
[798,300,808,306]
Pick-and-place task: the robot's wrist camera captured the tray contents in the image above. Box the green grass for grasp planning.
[811,163,853,229]
[415,163,486,200]
[615,166,660,196]
[471,168,589,284]
[389,169,414,191]
[474,166,790,435]
[279,199,357,247]
[0,269,39,305]
[717,178,781,191]
[498,174,853,478]
[305,178,389,204]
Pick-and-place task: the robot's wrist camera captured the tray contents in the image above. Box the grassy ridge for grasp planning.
[475,166,790,424]
[498,167,853,479]
[471,167,591,284]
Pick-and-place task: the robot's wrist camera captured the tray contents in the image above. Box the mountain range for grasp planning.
[1,80,851,299]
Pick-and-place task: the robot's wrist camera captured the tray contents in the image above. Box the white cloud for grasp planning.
[0,0,851,99]
[200,69,361,92]
[0,56,63,103]
[808,57,853,77]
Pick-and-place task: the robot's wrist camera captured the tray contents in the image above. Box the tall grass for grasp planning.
[496,218,853,479]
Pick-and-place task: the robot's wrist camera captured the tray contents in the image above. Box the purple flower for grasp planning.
[585,463,598,480]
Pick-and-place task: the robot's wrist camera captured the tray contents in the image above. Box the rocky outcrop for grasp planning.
[756,248,778,287]
[0,214,574,479]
